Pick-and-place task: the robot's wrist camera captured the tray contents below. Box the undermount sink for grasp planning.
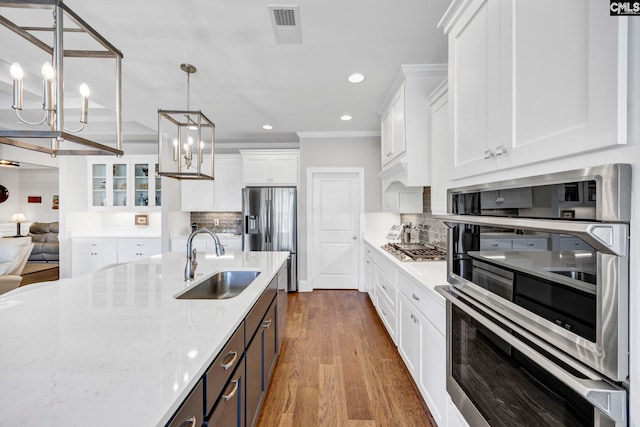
[176,270,261,300]
[546,268,596,285]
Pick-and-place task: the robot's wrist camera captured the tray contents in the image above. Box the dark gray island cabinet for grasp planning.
[166,265,283,427]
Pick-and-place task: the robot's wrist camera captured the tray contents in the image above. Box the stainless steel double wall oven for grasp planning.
[436,164,631,427]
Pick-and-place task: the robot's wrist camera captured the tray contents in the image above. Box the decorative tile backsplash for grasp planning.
[190,211,243,234]
[400,187,448,244]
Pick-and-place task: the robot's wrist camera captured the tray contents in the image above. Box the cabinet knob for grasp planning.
[412,293,420,301]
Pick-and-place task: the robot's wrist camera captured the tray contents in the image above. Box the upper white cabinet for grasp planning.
[378,65,447,188]
[428,80,450,215]
[88,156,160,210]
[440,0,628,179]
[240,150,299,186]
[181,154,242,212]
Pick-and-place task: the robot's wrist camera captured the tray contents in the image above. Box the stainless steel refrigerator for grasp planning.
[242,187,297,291]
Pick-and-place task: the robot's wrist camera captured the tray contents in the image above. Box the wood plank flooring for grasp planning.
[257,290,436,427]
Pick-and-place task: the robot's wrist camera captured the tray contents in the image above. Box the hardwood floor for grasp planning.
[257,290,436,427]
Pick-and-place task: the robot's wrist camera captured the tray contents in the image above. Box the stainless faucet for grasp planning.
[185,228,225,281]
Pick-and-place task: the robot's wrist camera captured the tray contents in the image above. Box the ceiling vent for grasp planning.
[268,5,302,44]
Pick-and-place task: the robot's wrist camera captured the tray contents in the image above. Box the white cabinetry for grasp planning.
[363,244,376,303]
[381,86,406,164]
[440,0,628,179]
[72,239,118,277]
[181,155,242,212]
[72,237,161,277]
[378,65,447,214]
[428,80,450,215]
[117,238,162,263]
[240,150,298,186]
[88,156,160,210]
[382,185,423,214]
[397,271,446,426]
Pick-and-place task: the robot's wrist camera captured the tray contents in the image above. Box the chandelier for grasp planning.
[0,0,123,156]
[157,63,215,180]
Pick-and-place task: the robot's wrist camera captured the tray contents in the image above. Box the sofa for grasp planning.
[27,222,59,262]
[0,236,33,294]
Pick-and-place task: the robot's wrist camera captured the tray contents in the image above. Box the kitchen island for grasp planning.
[0,250,289,426]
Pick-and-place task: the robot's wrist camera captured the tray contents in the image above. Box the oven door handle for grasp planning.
[435,214,628,256]
[437,285,627,424]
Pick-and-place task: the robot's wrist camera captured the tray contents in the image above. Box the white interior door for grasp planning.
[309,170,362,289]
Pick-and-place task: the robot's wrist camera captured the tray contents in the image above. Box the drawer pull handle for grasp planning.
[382,285,387,290]
[221,351,238,370]
[262,319,272,329]
[178,416,196,427]
[412,293,420,301]
[223,379,239,401]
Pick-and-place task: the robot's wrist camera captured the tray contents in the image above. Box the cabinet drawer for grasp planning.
[375,255,397,289]
[166,379,204,427]
[480,239,511,250]
[205,323,245,415]
[376,287,397,341]
[512,238,547,251]
[397,271,445,336]
[245,277,277,341]
[375,267,396,307]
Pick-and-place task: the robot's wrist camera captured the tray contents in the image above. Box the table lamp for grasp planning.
[10,213,26,237]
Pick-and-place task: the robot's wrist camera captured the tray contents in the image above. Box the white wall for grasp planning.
[0,167,59,236]
[297,133,382,285]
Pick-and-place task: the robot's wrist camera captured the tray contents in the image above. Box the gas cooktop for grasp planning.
[381,242,447,262]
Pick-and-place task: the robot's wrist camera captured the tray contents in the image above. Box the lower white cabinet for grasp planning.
[397,272,446,426]
[363,241,447,427]
[71,239,118,277]
[364,249,375,303]
[117,238,162,263]
[72,237,161,277]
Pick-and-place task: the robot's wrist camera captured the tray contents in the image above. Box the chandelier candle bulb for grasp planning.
[42,62,55,112]
[79,83,90,124]
[172,139,179,161]
[10,63,23,110]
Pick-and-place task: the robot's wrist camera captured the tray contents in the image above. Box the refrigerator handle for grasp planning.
[266,198,273,247]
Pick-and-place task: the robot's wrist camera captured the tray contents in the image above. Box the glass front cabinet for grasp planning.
[89,157,161,210]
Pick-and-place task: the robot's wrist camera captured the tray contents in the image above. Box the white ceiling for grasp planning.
[0,0,449,151]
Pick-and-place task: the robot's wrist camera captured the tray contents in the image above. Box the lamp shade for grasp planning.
[10,213,26,223]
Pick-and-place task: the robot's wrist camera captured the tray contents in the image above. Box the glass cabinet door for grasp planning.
[92,163,107,207]
[134,163,150,206]
[112,163,128,207]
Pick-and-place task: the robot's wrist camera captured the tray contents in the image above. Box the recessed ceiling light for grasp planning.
[348,73,365,83]
[340,115,352,121]
[262,124,273,130]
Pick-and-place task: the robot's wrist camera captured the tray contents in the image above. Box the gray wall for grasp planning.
[298,134,381,285]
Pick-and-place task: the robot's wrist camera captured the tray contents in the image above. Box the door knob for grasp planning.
[352,235,358,240]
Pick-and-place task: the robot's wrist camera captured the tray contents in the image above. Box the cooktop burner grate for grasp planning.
[381,243,447,262]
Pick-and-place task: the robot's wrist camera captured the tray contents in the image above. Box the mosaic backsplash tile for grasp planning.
[190,211,243,234]
[400,187,448,244]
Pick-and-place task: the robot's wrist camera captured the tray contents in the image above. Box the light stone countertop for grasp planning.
[0,251,289,426]
[363,233,448,299]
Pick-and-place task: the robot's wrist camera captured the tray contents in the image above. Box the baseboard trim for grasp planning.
[298,280,312,292]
